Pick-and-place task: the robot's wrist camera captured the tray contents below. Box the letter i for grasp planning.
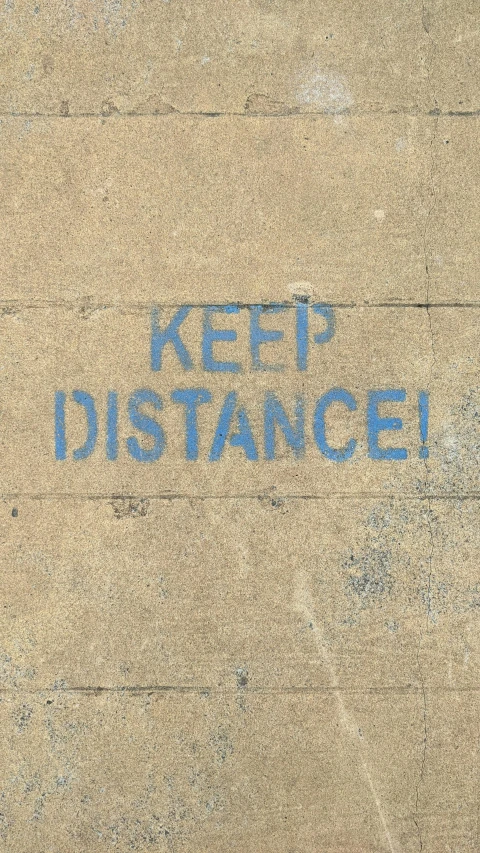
[107,391,118,460]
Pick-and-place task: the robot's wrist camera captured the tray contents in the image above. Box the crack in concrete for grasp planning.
[414,12,437,846]
[424,114,439,369]
[0,109,479,119]
[1,301,480,312]
[2,492,480,501]
[414,494,435,852]
[421,0,439,303]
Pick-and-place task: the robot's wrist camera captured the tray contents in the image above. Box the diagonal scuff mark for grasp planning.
[294,572,398,853]
[413,675,428,852]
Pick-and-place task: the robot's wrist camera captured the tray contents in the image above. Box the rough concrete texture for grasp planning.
[0,1,479,852]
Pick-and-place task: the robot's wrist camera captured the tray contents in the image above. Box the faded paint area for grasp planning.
[433,389,480,494]
[61,0,139,34]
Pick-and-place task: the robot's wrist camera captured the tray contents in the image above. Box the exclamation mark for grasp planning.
[418,391,429,459]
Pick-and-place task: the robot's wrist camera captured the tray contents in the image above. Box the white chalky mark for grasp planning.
[374,209,385,221]
[295,67,353,113]
[287,281,313,298]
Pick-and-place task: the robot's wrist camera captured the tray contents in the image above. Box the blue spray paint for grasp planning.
[72,391,98,460]
[312,304,335,345]
[264,393,304,459]
[418,391,429,459]
[295,302,335,371]
[171,388,212,460]
[295,302,309,371]
[54,391,67,460]
[151,306,193,371]
[209,391,258,461]
[202,305,241,373]
[127,389,164,462]
[55,390,98,460]
[313,388,357,461]
[250,305,286,371]
[367,390,407,460]
[106,391,118,461]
